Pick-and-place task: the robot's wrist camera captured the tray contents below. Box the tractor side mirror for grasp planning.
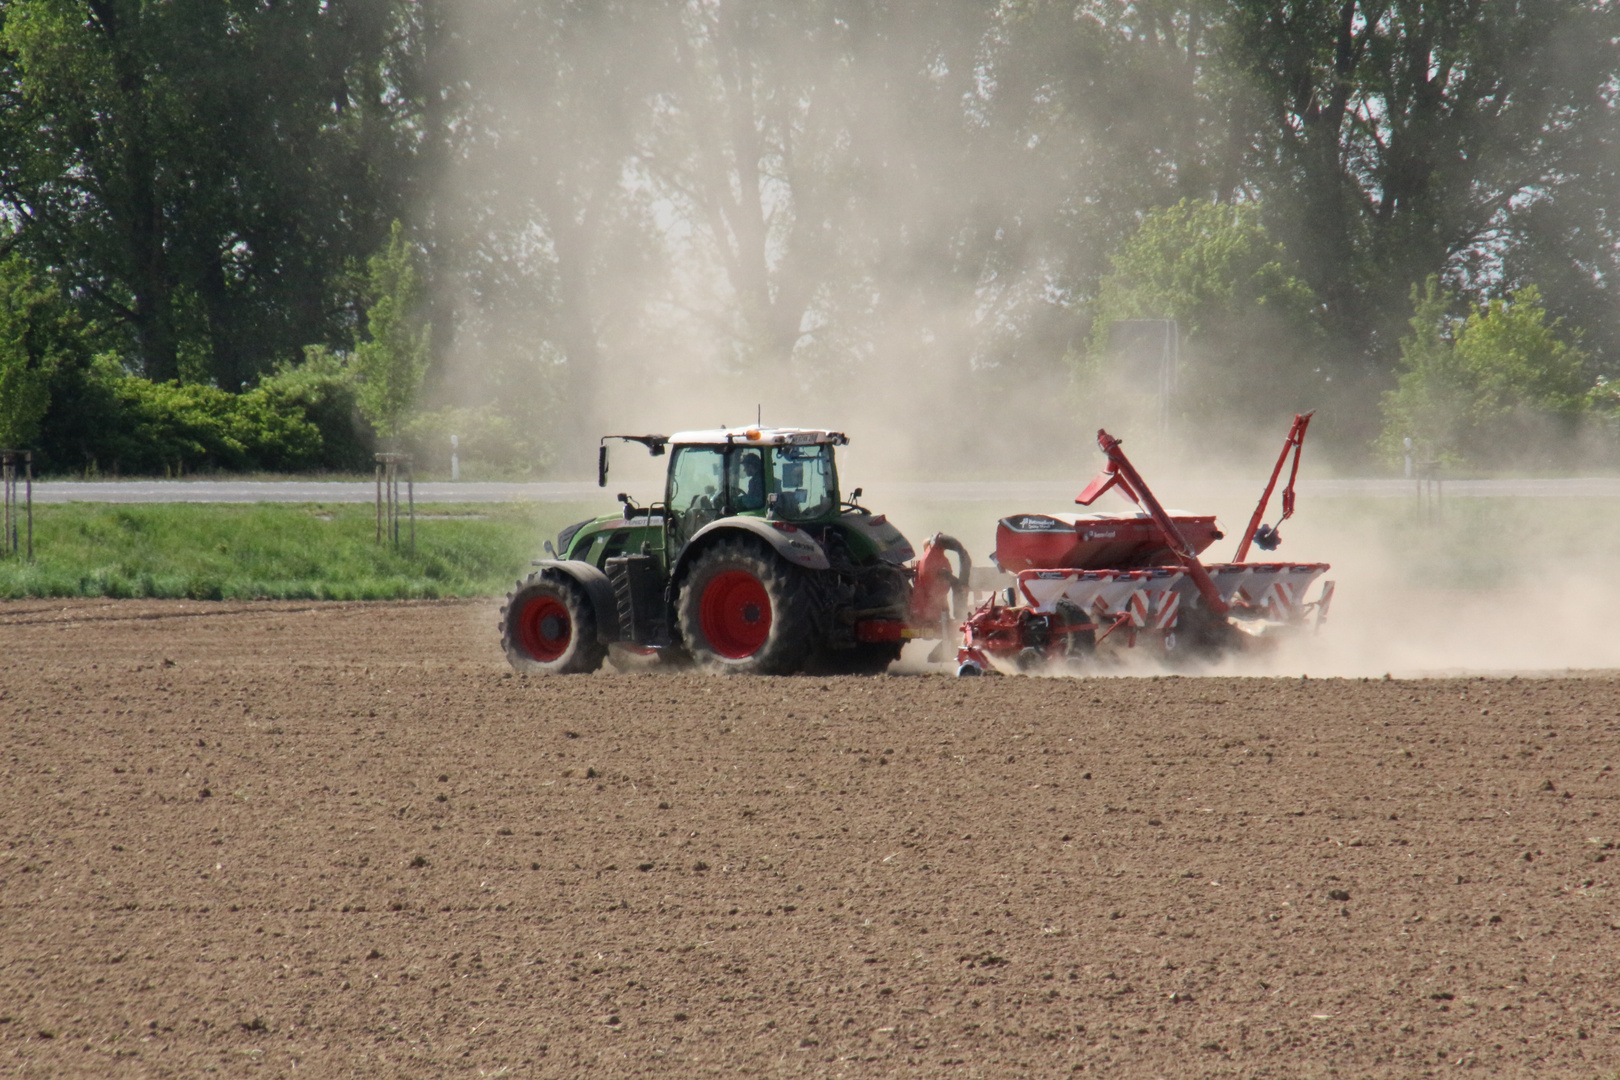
[597,444,608,487]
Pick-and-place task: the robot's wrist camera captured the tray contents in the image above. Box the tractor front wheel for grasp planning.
[500,572,607,675]
[678,540,815,674]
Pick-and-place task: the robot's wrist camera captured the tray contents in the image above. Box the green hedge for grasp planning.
[35,353,374,476]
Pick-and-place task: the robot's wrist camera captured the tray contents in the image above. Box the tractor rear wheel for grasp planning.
[500,571,607,675]
[678,540,815,674]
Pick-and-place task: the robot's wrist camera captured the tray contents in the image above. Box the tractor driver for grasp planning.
[731,449,766,511]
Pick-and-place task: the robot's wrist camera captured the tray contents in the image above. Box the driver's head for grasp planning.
[741,455,761,474]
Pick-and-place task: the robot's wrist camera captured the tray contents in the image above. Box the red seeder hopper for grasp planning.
[946,414,1335,675]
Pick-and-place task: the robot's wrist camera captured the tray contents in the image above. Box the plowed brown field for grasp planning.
[2,599,1617,1078]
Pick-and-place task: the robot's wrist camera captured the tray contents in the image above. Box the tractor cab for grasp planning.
[661,427,845,556]
[579,425,889,571]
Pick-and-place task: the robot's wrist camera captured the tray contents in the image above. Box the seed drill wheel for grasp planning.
[677,539,815,674]
[500,571,607,675]
[1164,598,1241,666]
[1053,599,1096,667]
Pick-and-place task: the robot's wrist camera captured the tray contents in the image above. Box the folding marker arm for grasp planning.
[1076,430,1229,616]
[1234,412,1313,562]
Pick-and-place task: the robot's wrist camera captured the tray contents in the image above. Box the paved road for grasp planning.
[21,476,1620,503]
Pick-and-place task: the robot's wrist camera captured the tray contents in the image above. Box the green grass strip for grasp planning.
[0,502,600,600]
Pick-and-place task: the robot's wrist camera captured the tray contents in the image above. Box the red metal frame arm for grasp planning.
[1094,430,1229,616]
[1076,464,1133,506]
[1234,411,1313,563]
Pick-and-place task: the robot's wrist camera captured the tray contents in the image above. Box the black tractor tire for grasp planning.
[500,571,607,675]
[677,539,816,674]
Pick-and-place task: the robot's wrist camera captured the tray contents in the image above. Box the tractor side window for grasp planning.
[666,446,725,549]
[727,447,766,512]
[771,444,836,520]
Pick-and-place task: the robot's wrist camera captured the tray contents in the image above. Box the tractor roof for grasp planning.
[668,425,848,448]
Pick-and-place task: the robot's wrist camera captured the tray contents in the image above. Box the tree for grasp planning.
[1084,199,1324,435]
[1224,0,1620,367]
[353,222,431,441]
[0,253,87,448]
[651,0,854,370]
[256,347,375,472]
[1378,277,1591,467]
[0,0,425,387]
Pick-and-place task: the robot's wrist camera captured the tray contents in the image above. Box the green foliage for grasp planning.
[1458,290,1589,412]
[31,344,375,476]
[1378,279,1593,468]
[256,347,375,472]
[0,502,595,600]
[0,252,86,448]
[1084,200,1324,428]
[1224,0,1620,364]
[0,0,422,387]
[401,404,554,478]
[31,358,318,475]
[94,360,323,473]
[353,222,431,441]
[1090,200,1316,338]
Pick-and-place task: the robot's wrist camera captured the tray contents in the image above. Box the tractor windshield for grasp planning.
[770,443,837,521]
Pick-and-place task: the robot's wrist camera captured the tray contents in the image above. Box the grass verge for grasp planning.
[0,502,598,600]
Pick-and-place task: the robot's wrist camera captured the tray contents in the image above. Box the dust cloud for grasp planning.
[434,4,1617,678]
[426,2,1101,477]
[1230,495,1620,678]
[914,477,1620,679]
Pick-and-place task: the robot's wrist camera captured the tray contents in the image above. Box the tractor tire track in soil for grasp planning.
[1,599,1617,1078]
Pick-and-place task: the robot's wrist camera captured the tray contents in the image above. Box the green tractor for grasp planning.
[499,425,968,675]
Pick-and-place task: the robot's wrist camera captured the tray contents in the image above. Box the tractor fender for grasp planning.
[528,559,621,643]
[672,517,831,585]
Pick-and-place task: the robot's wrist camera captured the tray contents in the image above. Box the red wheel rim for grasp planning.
[517,594,571,662]
[700,570,772,659]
